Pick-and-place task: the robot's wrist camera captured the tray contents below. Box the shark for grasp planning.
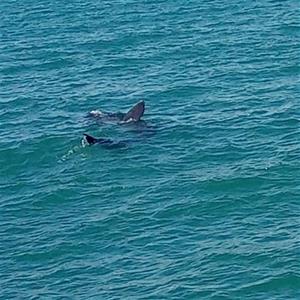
[88,100,145,123]
[84,100,155,148]
[83,134,127,149]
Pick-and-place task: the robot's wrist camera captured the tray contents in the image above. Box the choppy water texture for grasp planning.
[1,0,300,299]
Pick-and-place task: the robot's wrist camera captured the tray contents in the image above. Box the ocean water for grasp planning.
[0,0,299,299]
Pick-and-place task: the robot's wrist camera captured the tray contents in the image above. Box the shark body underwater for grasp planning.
[83,134,127,149]
[83,101,150,148]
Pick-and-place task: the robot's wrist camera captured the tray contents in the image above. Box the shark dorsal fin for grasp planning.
[123,101,145,122]
[83,133,97,145]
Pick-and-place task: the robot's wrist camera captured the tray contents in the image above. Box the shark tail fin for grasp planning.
[123,100,145,122]
[83,133,97,145]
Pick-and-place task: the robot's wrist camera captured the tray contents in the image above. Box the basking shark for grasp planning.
[84,100,155,148]
[88,100,145,123]
[83,134,127,149]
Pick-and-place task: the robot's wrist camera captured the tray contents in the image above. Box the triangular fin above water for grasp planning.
[122,101,145,122]
[83,133,97,145]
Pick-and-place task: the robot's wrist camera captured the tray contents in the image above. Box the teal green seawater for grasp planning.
[1,0,300,299]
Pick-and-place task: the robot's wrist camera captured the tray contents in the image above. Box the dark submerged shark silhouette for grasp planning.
[83,134,127,149]
[88,101,145,123]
